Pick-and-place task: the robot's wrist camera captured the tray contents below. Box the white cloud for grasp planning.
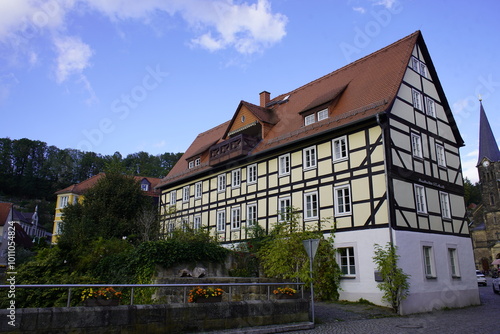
[461,156,479,183]
[353,7,366,14]
[372,0,397,9]
[53,36,93,83]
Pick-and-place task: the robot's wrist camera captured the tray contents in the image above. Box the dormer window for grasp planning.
[141,183,149,191]
[195,158,200,166]
[304,108,329,126]
[188,161,194,169]
[305,114,315,126]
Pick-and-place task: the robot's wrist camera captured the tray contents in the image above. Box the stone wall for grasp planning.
[0,300,309,333]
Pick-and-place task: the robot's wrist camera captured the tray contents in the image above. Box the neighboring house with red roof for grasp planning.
[156,31,479,314]
[51,173,161,243]
[0,202,35,267]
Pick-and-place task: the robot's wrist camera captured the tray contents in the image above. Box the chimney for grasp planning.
[260,91,270,107]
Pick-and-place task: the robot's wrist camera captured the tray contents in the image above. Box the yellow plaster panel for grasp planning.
[319,186,333,206]
[348,132,365,150]
[371,174,387,198]
[353,202,370,226]
[336,217,352,230]
[278,175,291,186]
[290,151,302,167]
[269,174,278,188]
[374,203,388,224]
[350,150,365,168]
[333,161,349,173]
[268,158,278,173]
[351,178,369,201]
[291,168,302,183]
[369,126,382,143]
[258,177,267,190]
[317,142,331,159]
[370,145,384,164]
[318,159,332,175]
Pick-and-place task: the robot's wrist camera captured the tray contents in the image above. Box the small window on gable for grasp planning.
[412,88,423,111]
[425,96,436,117]
[411,132,423,159]
[305,114,315,126]
[188,161,194,169]
[141,183,149,191]
[411,56,428,78]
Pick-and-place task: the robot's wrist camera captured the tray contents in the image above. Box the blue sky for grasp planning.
[1,0,499,183]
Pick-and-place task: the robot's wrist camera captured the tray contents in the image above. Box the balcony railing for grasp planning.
[209,134,260,166]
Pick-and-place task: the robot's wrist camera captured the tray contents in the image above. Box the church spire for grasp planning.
[477,100,500,166]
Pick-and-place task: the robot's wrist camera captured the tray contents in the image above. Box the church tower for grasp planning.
[474,100,500,270]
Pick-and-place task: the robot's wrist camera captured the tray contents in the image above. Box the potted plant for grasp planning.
[273,287,298,299]
[188,286,224,303]
[81,287,122,306]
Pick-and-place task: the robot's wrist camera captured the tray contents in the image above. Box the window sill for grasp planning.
[332,158,348,164]
[425,275,437,279]
[340,276,356,280]
[452,275,461,279]
[303,167,317,172]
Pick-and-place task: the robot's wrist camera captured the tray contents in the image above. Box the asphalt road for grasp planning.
[303,277,500,334]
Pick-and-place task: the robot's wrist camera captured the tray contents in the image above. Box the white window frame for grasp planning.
[247,204,257,226]
[436,144,446,168]
[232,169,241,188]
[411,56,420,72]
[217,210,226,232]
[332,136,348,162]
[188,161,194,169]
[195,158,201,166]
[278,197,291,221]
[141,183,149,191]
[412,88,423,111]
[423,245,436,278]
[317,108,328,121]
[338,247,356,276]
[304,191,319,220]
[440,191,451,219]
[448,247,460,278]
[217,174,226,192]
[182,186,190,202]
[425,96,436,117]
[60,196,69,208]
[303,146,317,170]
[170,190,176,205]
[334,184,351,216]
[231,207,241,230]
[414,184,427,214]
[195,182,202,199]
[419,62,428,78]
[247,164,257,184]
[194,215,201,230]
[305,114,315,126]
[278,154,290,176]
[411,132,423,159]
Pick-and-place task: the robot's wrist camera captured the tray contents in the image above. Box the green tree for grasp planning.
[257,208,341,300]
[464,177,482,206]
[57,172,151,261]
[373,243,410,313]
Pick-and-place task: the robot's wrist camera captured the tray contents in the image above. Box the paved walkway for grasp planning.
[206,278,499,334]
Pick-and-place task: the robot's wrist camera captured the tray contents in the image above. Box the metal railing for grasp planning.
[0,282,305,308]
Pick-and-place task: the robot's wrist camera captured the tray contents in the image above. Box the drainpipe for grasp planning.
[376,113,394,246]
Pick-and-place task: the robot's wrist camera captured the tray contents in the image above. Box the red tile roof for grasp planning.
[0,202,13,226]
[157,31,458,188]
[55,173,162,197]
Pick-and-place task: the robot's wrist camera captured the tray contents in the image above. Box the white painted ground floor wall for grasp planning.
[332,228,480,315]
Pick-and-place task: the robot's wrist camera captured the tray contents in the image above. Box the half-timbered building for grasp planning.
[156,31,479,314]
